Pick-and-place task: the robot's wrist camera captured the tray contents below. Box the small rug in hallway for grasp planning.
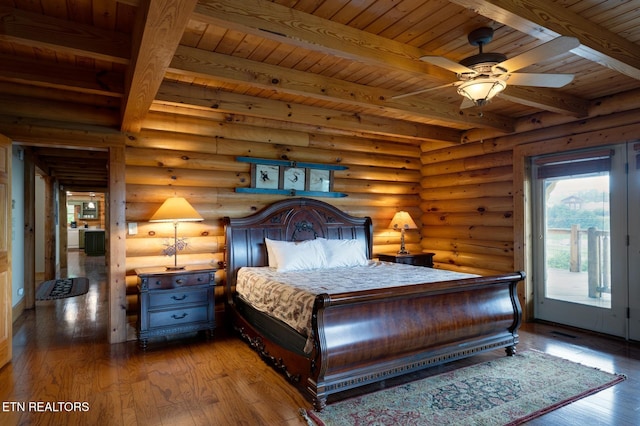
[302,350,625,426]
[36,277,89,300]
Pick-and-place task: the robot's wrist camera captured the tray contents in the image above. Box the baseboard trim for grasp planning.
[12,297,25,323]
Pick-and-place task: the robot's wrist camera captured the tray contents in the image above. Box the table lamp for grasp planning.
[389,211,417,254]
[150,197,203,270]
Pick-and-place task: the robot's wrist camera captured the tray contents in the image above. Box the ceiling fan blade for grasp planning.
[460,97,476,109]
[390,82,458,100]
[506,72,575,87]
[420,55,476,75]
[493,36,580,73]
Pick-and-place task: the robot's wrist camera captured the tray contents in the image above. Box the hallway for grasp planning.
[30,251,109,343]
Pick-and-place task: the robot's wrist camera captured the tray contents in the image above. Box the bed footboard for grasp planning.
[308,271,524,410]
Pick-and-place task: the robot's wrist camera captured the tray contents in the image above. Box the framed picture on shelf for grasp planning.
[308,169,331,192]
[253,164,279,189]
[282,167,306,191]
[237,156,346,198]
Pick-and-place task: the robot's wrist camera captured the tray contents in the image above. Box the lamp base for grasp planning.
[397,229,410,254]
[165,265,186,271]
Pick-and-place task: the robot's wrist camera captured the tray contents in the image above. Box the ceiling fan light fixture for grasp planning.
[457,78,506,107]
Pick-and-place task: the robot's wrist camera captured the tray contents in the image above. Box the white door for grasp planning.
[0,134,12,368]
[532,144,628,338]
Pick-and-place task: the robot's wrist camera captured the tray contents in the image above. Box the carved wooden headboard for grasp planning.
[223,198,373,292]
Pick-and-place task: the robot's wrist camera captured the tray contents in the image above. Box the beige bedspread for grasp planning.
[236,261,477,353]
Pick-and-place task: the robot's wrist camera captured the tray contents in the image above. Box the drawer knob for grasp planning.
[172,313,188,320]
[175,279,184,285]
[154,280,162,286]
[171,294,187,301]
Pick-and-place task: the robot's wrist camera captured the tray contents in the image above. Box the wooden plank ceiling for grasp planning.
[28,146,109,192]
[0,0,639,190]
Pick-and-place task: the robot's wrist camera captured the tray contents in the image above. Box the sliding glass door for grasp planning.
[532,145,629,337]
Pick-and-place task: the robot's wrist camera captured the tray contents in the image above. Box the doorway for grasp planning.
[65,191,106,256]
[15,146,109,316]
[532,143,638,340]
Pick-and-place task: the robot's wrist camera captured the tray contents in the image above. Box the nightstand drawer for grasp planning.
[378,252,435,268]
[149,305,210,328]
[148,287,209,308]
[146,271,211,289]
[394,256,419,266]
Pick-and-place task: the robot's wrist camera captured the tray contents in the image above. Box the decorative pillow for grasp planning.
[265,238,328,272]
[319,238,368,268]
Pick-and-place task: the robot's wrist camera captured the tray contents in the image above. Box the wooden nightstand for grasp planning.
[136,264,216,349]
[377,252,435,268]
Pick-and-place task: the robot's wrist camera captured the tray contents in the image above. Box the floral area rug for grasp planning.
[302,350,625,426]
[35,277,89,300]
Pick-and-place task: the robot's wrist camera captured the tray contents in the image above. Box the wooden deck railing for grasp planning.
[547,225,610,298]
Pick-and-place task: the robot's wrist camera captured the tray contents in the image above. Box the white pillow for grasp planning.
[265,238,328,272]
[320,238,368,268]
[264,238,280,268]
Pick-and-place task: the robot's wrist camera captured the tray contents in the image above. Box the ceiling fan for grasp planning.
[394,27,580,108]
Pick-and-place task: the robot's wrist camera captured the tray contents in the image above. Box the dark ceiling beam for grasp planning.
[0,55,123,98]
[120,0,199,132]
[0,94,120,128]
[0,7,130,64]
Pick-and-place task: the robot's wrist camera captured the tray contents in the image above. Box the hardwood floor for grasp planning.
[1,252,638,425]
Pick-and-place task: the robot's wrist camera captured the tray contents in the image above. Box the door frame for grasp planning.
[529,145,628,337]
[14,140,127,344]
[514,138,638,335]
[626,143,640,341]
[0,134,12,369]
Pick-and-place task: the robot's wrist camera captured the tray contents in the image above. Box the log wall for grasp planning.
[419,144,515,276]
[123,117,428,311]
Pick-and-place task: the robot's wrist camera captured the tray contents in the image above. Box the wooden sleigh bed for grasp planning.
[224,198,525,410]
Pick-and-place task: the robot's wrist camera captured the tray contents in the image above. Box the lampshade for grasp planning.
[457,78,506,107]
[87,192,96,209]
[150,197,202,270]
[150,197,203,222]
[389,211,417,230]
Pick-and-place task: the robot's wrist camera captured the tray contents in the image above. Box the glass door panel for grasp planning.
[543,175,611,309]
[533,145,628,338]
